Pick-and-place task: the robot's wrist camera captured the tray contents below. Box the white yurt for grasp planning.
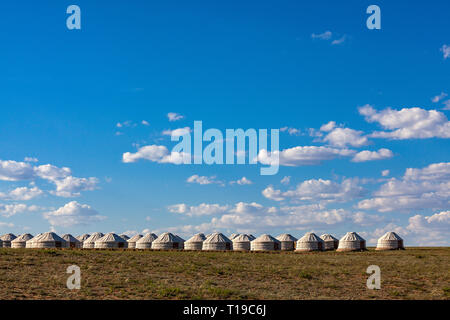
[232,234,252,251]
[202,233,232,251]
[184,233,206,250]
[174,235,185,249]
[33,232,66,249]
[251,234,281,251]
[11,233,33,248]
[25,233,42,248]
[62,234,81,248]
[296,232,324,252]
[94,233,128,249]
[119,234,130,241]
[82,232,104,249]
[320,234,339,251]
[337,232,366,252]
[151,232,182,250]
[135,233,158,249]
[127,234,143,249]
[276,234,298,251]
[376,232,404,250]
[229,233,239,240]
[0,233,17,248]
[76,234,90,242]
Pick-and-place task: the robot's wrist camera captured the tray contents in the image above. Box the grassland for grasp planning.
[0,247,448,300]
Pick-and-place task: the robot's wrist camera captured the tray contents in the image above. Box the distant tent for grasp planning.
[11,233,33,248]
[127,234,143,249]
[26,233,42,248]
[251,234,280,251]
[94,233,128,249]
[62,234,81,248]
[136,233,158,249]
[320,234,339,251]
[0,233,17,248]
[152,232,182,250]
[202,233,232,251]
[376,232,404,250]
[76,234,90,242]
[337,232,366,252]
[232,234,252,251]
[82,232,104,249]
[276,234,297,251]
[184,233,206,250]
[33,232,66,249]
[296,232,324,252]
[229,233,239,240]
[119,234,130,241]
[174,235,185,249]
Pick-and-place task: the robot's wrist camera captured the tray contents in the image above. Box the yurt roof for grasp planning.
[77,234,91,241]
[340,232,365,241]
[0,233,17,241]
[229,233,239,240]
[204,232,232,243]
[174,235,185,242]
[298,232,323,242]
[127,234,143,242]
[119,234,130,240]
[252,234,280,243]
[276,233,297,242]
[186,233,206,243]
[35,232,65,242]
[84,232,104,242]
[12,233,33,242]
[62,234,80,243]
[248,234,256,241]
[379,232,403,241]
[97,233,127,243]
[136,233,158,243]
[232,234,252,242]
[153,232,179,243]
[320,234,338,241]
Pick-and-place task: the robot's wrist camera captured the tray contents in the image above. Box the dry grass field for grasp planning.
[0,247,448,300]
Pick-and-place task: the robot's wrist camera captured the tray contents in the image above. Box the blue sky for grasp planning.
[0,0,449,245]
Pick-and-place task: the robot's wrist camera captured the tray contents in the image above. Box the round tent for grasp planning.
[152,232,182,250]
[202,233,232,251]
[376,232,404,250]
[82,232,104,249]
[11,233,33,248]
[127,234,143,249]
[25,233,42,248]
[232,234,252,251]
[62,234,81,248]
[76,234,90,242]
[33,232,66,249]
[184,233,206,250]
[119,234,130,241]
[320,234,339,251]
[136,233,158,249]
[229,233,239,240]
[276,234,298,251]
[296,232,324,252]
[337,232,366,252]
[94,233,128,249]
[0,233,17,248]
[251,234,281,251]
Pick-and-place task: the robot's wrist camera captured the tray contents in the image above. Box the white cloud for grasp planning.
[311,31,332,40]
[323,127,368,148]
[122,145,189,164]
[0,160,35,181]
[320,121,336,132]
[262,186,285,201]
[441,44,450,59]
[34,164,72,181]
[331,35,346,45]
[186,175,221,185]
[443,100,450,110]
[43,201,106,227]
[359,105,450,139]
[231,177,252,185]
[116,120,136,128]
[357,162,450,212]
[162,127,191,137]
[431,92,447,103]
[381,170,390,177]
[168,203,229,217]
[280,176,291,185]
[0,186,43,201]
[258,146,355,166]
[280,127,301,136]
[352,148,393,162]
[167,112,184,122]
[141,120,150,126]
[50,176,99,197]
[0,222,14,228]
[0,203,40,218]
[24,157,39,163]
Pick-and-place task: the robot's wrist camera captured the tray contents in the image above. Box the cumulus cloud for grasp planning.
[186,175,222,185]
[381,170,390,177]
[258,146,355,167]
[0,160,35,181]
[43,201,106,227]
[431,92,447,103]
[162,127,191,137]
[280,176,291,185]
[168,203,229,217]
[359,105,450,139]
[167,112,184,122]
[0,186,43,201]
[352,148,393,162]
[311,31,332,40]
[24,157,38,163]
[0,203,40,218]
[323,127,368,148]
[441,44,450,59]
[230,177,252,185]
[331,35,346,45]
[50,176,99,198]
[122,145,190,164]
[357,162,450,212]
[262,186,285,201]
[280,127,301,136]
